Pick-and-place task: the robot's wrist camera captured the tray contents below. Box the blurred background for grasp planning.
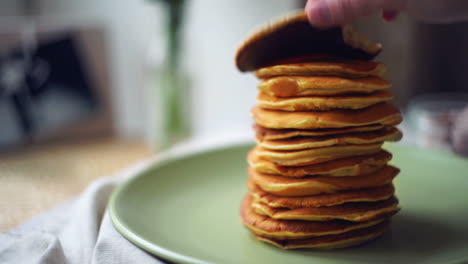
[1,0,468,151]
[0,0,467,230]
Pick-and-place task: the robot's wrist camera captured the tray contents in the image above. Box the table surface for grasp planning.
[0,138,151,232]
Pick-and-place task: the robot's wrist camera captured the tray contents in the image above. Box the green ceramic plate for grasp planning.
[109,142,468,264]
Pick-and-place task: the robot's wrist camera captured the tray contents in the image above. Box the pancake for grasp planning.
[258,76,390,98]
[256,127,402,151]
[240,195,385,240]
[252,143,382,166]
[258,76,389,98]
[254,123,385,140]
[252,103,402,130]
[248,150,392,177]
[235,11,381,72]
[257,90,393,111]
[255,61,386,79]
[252,196,399,222]
[254,221,389,249]
[249,181,395,208]
[249,166,398,196]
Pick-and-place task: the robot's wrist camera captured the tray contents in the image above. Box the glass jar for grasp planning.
[406,93,468,151]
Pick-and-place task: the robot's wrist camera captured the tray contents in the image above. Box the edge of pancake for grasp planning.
[257,90,394,111]
[247,149,393,177]
[253,123,385,140]
[253,143,383,166]
[252,196,400,222]
[240,195,385,240]
[258,76,390,98]
[249,181,396,208]
[255,61,386,79]
[256,127,402,151]
[253,221,389,249]
[249,165,399,196]
[251,103,402,130]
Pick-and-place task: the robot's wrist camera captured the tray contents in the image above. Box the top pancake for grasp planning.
[252,103,402,130]
[235,11,382,72]
[255,61,386,79]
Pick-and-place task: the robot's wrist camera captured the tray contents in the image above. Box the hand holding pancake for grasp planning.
[305,0,468,28]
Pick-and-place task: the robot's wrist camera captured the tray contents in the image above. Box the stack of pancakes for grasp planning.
[235,12,403,249]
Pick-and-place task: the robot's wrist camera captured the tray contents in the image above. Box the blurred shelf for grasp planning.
[0,137,151,232]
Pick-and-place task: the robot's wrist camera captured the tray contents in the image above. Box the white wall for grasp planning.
[184,0,296,138]
[0,1,21,16]
[30,0,297,139]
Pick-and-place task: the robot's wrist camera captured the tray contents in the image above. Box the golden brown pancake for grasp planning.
[252,196,399,222]
[236,10,400,250]
[240,195,385,240]
[254,123,385,140]
[256,127,402,151]
[235,11,382,72]
[249,166,398,196]
[249,181,395,208]
[252,103,402,130]
[257,90,393,111]
[255,61,386,79]
[248,150,392,177]
[254,221,389,249]
[252,143,382,166]
[258,76,390,98]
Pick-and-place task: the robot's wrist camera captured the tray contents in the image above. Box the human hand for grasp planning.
[305,0,468,28]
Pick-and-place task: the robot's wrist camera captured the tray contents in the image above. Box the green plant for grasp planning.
[148,0,189,148]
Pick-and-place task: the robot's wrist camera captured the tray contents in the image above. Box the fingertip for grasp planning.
[305,1,314,22]
[305,0,335,28]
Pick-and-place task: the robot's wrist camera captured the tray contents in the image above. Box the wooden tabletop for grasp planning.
[0,137,151,232]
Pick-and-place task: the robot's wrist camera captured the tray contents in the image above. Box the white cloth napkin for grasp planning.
[0,134,252,264]
[0,169,165,264]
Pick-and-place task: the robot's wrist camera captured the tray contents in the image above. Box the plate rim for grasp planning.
[109,139,253,264]
[108,141,467,264]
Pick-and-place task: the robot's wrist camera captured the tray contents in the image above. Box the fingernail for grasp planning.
[312,0,333,25]
[382,10,399,22]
